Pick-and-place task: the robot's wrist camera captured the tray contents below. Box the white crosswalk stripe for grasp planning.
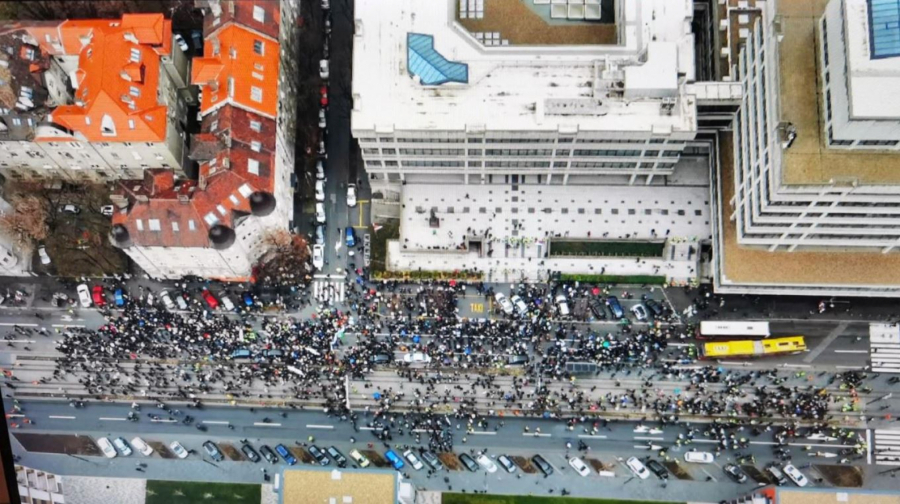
[869,324,900,373]
[312,280,345,304]
[873,429,900,466]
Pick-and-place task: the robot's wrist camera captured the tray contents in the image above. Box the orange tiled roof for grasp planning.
[22,14,173,143]
[192,23,279,118]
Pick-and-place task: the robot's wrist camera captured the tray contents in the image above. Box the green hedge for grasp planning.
[558,274,667,285]
[372,270,483,281]
[550,240,665,258]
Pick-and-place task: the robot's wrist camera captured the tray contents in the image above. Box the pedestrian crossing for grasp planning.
[869,323,900,373]
[873,429,900,466]
[312,279,345,304]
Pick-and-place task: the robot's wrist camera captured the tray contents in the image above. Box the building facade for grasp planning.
[0,14,191,181]
[110,0,297,280]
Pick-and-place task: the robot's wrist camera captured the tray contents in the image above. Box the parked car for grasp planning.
[221,296,235,311]
[312,244,325,270]
[91,285,105,307]
[201,289,218,309]
[555,294,570,316]
[531,455,554,476]
[684,451,714,464]
[316,160,326,180]
[241,444,261,463]
[511,295,528,315]
[349,449,370,467]
[203,441,224,462]
[259,445,278,464]
[318,108,327,128]
[327,446,347,467]
[588,297,607,319]
[421,451,442,470]
[315,180,325,202]
[385,450,405,470]
[113,437,133,456]
[631,303,649,321]
[97,437,117,458]
[308,445,330,466]
[767,465,788,486]
[644,298,665,317]
[782,464,809,487]
[646,459,668,480]
[38,246,51,265]
[346,184,357,207]
[346,227,356,248]
[321,0,330,9]
[315,225,325,245]
[275,444,297,466]
[403,352,431,364]
[100,205,115,217]
[724,464,748,483]
[60,204,81,214]
[316,203,326,223]
[131,437,153,457]
[320,86,328,107]
[169,441,189,459]
[458,453,479,472]
[494,293,514,315]
[174,33,189,52]
[114,288,125,307]
[160,290,175,310]
[566,456,589,476]
[404,450,424,471]
[476,454,497,473]
[319,59,329,79]
[175,294,188,310]
[497,455,517,473]
[626,457,650,479]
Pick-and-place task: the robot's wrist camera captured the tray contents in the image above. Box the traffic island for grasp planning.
[290,446,315,464]
[814,464,864,487]
[663,460,693,480]
[218,443,244,461]
[147,441,174,459]
[438,452,463,471]
[13,433,100,456]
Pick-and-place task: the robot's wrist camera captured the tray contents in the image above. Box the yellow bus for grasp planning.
[699,336,806,359]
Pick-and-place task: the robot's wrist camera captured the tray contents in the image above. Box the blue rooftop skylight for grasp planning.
[407,33,468,85]
[868,0,900,59]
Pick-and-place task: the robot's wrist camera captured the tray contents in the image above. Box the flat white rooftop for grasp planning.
[844,0,900,119]
[352,0,697,134]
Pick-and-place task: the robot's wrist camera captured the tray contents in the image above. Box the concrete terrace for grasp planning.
[779,0,900,185]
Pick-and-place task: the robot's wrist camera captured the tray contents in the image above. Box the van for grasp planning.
[565,361,598,375]
[231,349,252,360]
[507,355,529,366]
[607,296,624,319]
[767,466,788,486]
[683,451,714,464]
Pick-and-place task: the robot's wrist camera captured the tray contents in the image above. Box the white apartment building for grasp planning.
[0,14,191,181]
[352,0,699,201]
[17,465,65,504]
[715,0,900,296]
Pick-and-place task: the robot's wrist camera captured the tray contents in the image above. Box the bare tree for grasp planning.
[0,195,50,247]
[254,229,311,286]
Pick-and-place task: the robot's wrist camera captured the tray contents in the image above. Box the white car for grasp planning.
[100,205,115,216]
[494,293,514,315]
[321,0,330,9]
[131,437,154,457]
[684,451,714,464]
[169,441,189,459]
[96,437,117,458]
[782,464,809,487]
[403,352,432,364]
[511,295,528,315]
[174,33,189,52]
[38,246,51,265]
[569,457,591,477]
[221,296,235,311]
[476,454,498,473]
[631,304,648,321]
[556,294,570,316]
[318,108,327,128]
[319,59,329,79]
[403,450,424,471]
[76,284,92,308]
[312,244,325,270]
[316,203,326,223]
[626,456,650,479]
[159,290,175,310]
[315,180,325,202]
[316,160,326,180]
[346,184,357,207]
[349,449,370,468]
[113,437,133,456]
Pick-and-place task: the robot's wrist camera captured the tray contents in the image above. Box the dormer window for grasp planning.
[129,47,141,63]
[253,5,265,22]
[129,86,140,97]
[100,114,116,136]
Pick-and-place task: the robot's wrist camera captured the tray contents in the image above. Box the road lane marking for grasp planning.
[835,365,865,370]
[5,340,35,343]
[578,434,607,439]
[804,322,848,363]
[834,350,868,354]
[48,415,75,420]
[469,431,496,436]
[202,420,230,425]
[6,414,23,418]
[151,419,177,423]
[522,433,551,437]
[867,429,872,465]
[98,417,126,421]
[0,323,37,327]
[634,436,665,441]
[254,422,282,427]
[359,426,375,431]
[306,424,334,430]
[782,364,812,368]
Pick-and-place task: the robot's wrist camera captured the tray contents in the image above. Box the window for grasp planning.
[129,86,140,97]
[254,62,264,71]
[11,118,21,126]
[249,120,261,132]
[148,219,161,231]
[250,86,263,102]
[101,114,116,136]
[129,47,141,63]
[85,116,91,125]
[128,119,136,130]
[253,4,266,22]
[248,158,260,175]
[252,71,263,80]
[253,39,264,55]
[251,140,262,152]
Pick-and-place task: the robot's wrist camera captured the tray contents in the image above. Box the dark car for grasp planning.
[644,299,665,317]
[275,444,297,466]
[421,451,443,470]
[646,459,669,479]
[532,455,554,476]
[241,444,261,463]
[588,297,607,319]
[507,355,529,366]
[260,445,278,464]
[203,441,223,462]
[371,354,391,364]
[724,464,748,483]
[458,453,479,472]
[326,446,347,467]
[308,445,330,466]
[242,292,254,307]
